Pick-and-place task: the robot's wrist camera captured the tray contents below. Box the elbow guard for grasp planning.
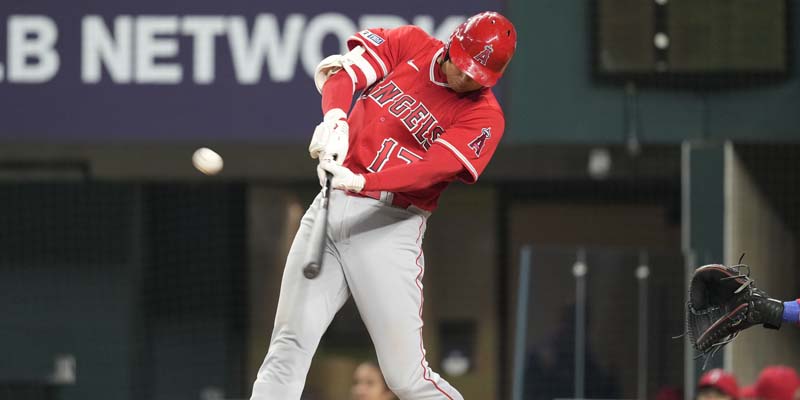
[314,46,375,94]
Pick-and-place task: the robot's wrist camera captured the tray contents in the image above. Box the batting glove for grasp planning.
[309,108,349,164]
[319,160,365,193]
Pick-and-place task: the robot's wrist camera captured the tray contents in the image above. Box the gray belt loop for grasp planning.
[380,191,394,205]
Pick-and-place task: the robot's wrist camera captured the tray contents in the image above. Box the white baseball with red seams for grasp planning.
[251,14,514,399]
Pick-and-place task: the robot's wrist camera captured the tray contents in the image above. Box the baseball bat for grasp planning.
[302,172,332,279]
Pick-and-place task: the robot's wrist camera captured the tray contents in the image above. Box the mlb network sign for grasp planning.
[0,14,464,85]
[0,1,495,141]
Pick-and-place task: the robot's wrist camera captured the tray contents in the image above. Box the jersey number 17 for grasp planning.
[367,138,423,173]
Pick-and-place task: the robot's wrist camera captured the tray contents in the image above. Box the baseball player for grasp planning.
[250,11,516,400]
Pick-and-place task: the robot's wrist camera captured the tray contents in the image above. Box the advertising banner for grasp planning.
[0,1,501,141]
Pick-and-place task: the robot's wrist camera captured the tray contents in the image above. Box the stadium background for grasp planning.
[0,0,798,399]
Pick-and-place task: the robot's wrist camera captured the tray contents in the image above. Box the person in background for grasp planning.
[351,361,397,400]
[740,366,800,400]
[697,369,739,400]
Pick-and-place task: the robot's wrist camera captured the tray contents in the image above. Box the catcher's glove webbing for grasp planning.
[687,261,784,362]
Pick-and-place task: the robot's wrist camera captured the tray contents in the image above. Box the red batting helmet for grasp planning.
[447,11,517,88]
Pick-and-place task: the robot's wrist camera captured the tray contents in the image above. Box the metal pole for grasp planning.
[681,142,696,400]
[684,250,697,400]
[573,248,587,400]
[636,251,650,400]
[512,246,532,400]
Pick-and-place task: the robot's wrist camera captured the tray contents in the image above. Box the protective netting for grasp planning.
[0,182,247,400]
[504,176,685,400]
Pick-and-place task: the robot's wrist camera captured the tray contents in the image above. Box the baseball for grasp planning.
[588,147,611,180]
[192,147,224,175]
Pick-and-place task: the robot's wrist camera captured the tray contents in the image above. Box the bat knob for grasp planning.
[303,263,321,279]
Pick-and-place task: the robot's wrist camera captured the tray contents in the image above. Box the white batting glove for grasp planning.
[309,108,349,164]
[319,160,365,193]
[316,152,332,188]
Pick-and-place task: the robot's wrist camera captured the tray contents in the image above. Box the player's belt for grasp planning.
[345,190,413,208]
[350,190,413,209]
[345,190,432,217]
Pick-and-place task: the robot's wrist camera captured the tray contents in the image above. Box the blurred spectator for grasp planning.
[351,361,397,400]
[697,369,739,400]
[523,303,621,400]
[740,366,800,400]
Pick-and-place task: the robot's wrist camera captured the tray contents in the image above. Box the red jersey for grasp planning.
[343,26,505,211]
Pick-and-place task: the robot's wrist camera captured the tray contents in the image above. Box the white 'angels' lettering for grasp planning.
[367,80,445,150]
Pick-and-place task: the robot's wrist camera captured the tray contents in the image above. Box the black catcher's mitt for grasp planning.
[687,262,784,358]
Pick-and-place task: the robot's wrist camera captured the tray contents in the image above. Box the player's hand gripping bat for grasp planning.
[303,115,347,280]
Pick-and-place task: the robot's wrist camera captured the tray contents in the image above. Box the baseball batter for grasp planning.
[251,12,517,400]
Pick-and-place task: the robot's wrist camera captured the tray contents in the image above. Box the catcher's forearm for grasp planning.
[783,299,800,325]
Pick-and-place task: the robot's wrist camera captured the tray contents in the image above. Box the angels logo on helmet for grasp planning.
[447,11,517,87]
[473,45,493,66]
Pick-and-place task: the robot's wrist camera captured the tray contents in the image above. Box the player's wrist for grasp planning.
[324,108,347,123]
[350,174,365,193]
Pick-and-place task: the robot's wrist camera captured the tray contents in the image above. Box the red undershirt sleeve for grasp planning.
[361,145,465,192]
[321,71,360,115]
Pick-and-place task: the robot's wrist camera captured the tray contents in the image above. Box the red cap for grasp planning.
[447,11,517,87]
[740,385,756,398]
[741,366,800,400]
[699,369,739,399]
